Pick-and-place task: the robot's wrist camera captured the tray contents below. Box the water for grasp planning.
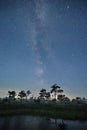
[0,116,87,130]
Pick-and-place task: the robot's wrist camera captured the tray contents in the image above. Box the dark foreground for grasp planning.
[0,103,87,121]
[0,116,87,130]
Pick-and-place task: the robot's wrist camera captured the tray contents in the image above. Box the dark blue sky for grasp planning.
[0,0,87,99]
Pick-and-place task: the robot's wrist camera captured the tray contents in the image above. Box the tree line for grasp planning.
[1,83,86,104]
[8,90,31,100]
[6,84,70,102]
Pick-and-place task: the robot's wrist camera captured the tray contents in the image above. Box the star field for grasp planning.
[0,0,87,99]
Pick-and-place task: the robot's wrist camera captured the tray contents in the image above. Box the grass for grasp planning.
[0,103,87,121]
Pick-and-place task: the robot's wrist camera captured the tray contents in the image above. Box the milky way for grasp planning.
[0,0,87,98]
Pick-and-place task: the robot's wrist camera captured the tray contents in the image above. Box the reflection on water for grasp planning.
[0,116,87,130]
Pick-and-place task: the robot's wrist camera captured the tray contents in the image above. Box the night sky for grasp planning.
[0,0,87,99]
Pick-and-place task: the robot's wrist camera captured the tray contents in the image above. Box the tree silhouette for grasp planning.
[26,90,31,100]
[39,88,46,99]
[58,94,65,101]
[8,91,16,103]
[57,89,64,100]
[51,84,60,100]
[8,91,16,99]
[45,92,50,100]
[58,89,63,93]
[18,90,26,102]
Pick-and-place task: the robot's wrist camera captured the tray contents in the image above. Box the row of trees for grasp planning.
[7,84,69,102]
[39,84,64,100]
[8,90,31,100]
[1,83,86,104]
[2,83,86,105]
